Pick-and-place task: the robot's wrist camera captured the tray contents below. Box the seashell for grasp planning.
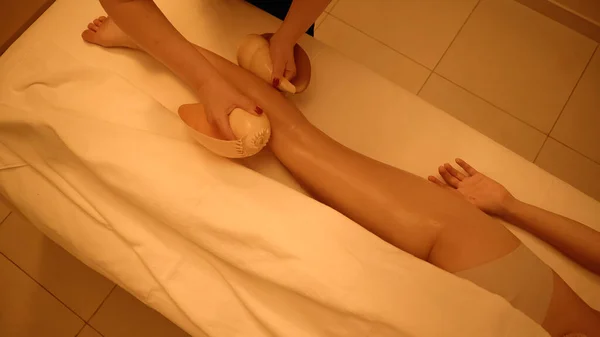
[178,103,271,158]
[237,33,311,94]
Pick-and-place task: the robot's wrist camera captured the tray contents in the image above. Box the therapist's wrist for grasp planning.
[272,26,300,49]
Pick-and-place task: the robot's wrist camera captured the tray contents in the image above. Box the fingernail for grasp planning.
[255,106,263,115]
[272,78,280,88]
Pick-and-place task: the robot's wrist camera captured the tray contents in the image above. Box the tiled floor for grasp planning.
[316,0,600,202]
[0,208,190,337]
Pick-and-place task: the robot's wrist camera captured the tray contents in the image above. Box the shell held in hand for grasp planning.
[178,104,271,158]
[237,33,312,94]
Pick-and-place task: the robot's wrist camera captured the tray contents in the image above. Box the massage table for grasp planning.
[0,0,598,336]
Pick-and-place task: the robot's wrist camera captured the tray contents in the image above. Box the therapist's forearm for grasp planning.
[275,0,331,42]
[99,0,218,92]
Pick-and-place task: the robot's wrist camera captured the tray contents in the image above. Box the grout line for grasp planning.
[432,1,481,70]
[547,44,598,137]
[74,323,87,337]
[89,324,105,337]
[74,324,105,337]
[418,0,481,95]
[87,284,116,323]
[0,251,87,323]
[416,72,434,96]
[534,44,598,162]
[434,73,549,134]
[327,13,431,70]
[0,211,11,225]
[533,136,550,163]
[548,136,600,166]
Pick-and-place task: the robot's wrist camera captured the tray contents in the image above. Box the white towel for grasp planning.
[0,44,546,336]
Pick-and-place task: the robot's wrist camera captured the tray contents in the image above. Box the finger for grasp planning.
[444,163,466,181]
[236,95,263,117]
[455,158,478,176]
[428,176,447,188]
[271,58,285,87]
[438,165,460,188]
[283,58,297,81]
[215,114,236,140]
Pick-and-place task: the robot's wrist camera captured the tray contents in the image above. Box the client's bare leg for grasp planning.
[82,18,598,336]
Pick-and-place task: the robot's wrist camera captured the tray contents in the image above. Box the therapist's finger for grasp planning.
[271,59,285,88]
[236,94,263,117]
[439,165,460,188]
[283,55,297,81]
[215,114,236,140]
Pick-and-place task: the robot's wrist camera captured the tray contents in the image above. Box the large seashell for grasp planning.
[178,104,271,158]
[237,33,311,94]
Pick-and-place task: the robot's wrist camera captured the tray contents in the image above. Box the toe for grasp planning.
[81,29,96,43]
[99,16,107,21]
[88,23,98,32]
[93,19,101,26]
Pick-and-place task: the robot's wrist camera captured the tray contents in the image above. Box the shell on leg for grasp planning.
[178,104,271,158]
[237,34,311,94]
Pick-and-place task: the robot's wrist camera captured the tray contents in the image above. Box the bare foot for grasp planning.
[81,16,138,49]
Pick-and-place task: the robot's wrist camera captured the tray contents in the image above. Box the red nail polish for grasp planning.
[272,78,280,88]
[255,106,263,114]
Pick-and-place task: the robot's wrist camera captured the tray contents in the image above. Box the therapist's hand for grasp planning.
[269,33,297,86]
[198,74,263,140]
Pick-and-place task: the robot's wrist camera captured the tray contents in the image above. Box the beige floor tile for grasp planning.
[535,138,600,201]
[0,213,115,320]
[0,199,9,223]
[78,325,104,337]
[0,254,84,337]
[330,0,478,68]
[551,48,600,163]
[436,0,596,133]
[90,287,190,337]
[317,16,431,94]
[419,74,546,161]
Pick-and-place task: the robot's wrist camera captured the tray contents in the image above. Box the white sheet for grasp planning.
[0,45,546,336]
[0,0,598,335]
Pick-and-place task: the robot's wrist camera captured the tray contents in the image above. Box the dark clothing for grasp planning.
[245,0,315,36]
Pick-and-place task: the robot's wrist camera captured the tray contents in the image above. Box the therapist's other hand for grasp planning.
[269,33,297,86]
[428,158,515,217]
[198,75,263,140]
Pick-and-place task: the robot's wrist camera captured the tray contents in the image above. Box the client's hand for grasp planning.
[198,73,263,140]
[269,33,297,87]
[428,158,515,217]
